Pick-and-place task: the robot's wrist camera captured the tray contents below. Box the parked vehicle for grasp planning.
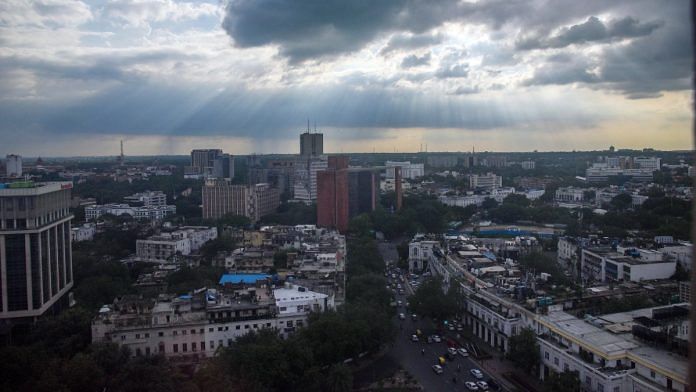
[432,365,444,374]
[457,348,469,357]
[399,313,405,320]
[447,347,458,356]
[465,381,479,391]
[411,334,419,342]
[476,381,489,390]
[432,335,441,343]
[470,369,484,379]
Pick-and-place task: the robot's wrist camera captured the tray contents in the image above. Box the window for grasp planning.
[218,327,223,331]
[199,328,204,334]
[650,370,655,379]
[145,333,150,338]
[135,334,140,339]
[209,328,214,332]
[544,352,549,360]
[136,348,141,356]
[121,335,126,341]
[236,325,241,330]
[182,343,188,352]
[244,325,250,329]
[564,364,569,372]
[201,342,205,351]
[218,339,223,347]
[280,307,287,311]
[210,341,214,349]
[253,324,258,328]
[597,383,604,392]
[613,387,620,392]
[173,331,178,336]
[585,376,591,387]
[145,347,150,356]
[158,332,164,337]
[192,342,197,352]
[191,329,196,334]
[173,344,178,353]
[554,357,559,366]
[182,330,187,335]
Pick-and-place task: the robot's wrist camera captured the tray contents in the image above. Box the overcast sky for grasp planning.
[0,0,692,156]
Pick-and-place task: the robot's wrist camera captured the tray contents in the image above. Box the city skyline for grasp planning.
[0,0,693,156]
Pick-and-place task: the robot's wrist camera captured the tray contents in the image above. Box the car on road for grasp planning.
[464,381,479,391]
[457,324,464,331]
[470,369,484,379]
[457,348,469,357]
[448,324,455,331]
[411,334,419,342]
[397,300,402,306]
[411,314,417,321]
[431,365,443,375]
[476,381,489,390]
[399,313,405,320]
[447,347,458,356]
[432,335,441,343]
[398,289,404,295]
[427,336,433,344]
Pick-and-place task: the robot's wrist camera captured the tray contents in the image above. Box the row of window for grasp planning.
[121,320,306,342]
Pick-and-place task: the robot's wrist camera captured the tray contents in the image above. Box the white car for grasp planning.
[447,347,458,356]
[432,335,441,343]
[432,365,444,374]
[399,313,405,320]
[457,348,469,357]
[470,369,484,379]
[411,334,419,342]
[465,381,479,391]
[476,381,489,390]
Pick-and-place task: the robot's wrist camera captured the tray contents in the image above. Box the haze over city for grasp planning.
[0,0,693,156]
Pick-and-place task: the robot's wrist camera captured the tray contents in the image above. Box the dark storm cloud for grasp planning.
[222,0,464,62]
[0,49,202,84]
[523,0,691,98]
[400,53,431,68]
[516,16,663,50]
[380,32,444,55]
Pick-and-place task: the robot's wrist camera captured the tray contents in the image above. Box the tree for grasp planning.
[324,364,353,392]
[503,193,530,207]
[610,193,632,211]
[544,370,581,392]
[408,278,458,321]
[481,197,498,209]
[506,328,540,375]
[218,213,251,228]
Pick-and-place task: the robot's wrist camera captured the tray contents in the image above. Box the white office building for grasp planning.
[71,223,96,242]
[469,173,502,190]
[85,203,176,221]
[581,247,676,284]
[555,187,585,202]
[5,154,22,177]
[124,191,167,206]
[136,227,217,263]
[385,161,425,180]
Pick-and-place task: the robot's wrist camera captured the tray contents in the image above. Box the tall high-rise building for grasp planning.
[317,156,377,233]
[202,179,279,222]
[0,181,74,327]
[5,155,22,178]
[300,132,323,157]
[187,149,234,180]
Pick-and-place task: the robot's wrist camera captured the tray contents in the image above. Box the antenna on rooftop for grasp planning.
[314,120,317,133]
[307,118,310,133]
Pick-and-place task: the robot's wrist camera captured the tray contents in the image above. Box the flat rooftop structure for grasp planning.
[0,181,72,195]
[219,274,271,285]
[540,310,638,358]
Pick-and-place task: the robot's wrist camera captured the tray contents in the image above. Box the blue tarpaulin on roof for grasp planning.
[218,274,270,285]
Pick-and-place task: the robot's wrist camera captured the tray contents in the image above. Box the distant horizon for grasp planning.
[5,148,692,161]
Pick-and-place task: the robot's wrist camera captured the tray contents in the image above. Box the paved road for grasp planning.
[377,241,500,391]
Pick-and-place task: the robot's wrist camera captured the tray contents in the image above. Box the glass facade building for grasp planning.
[0,182,73,321]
